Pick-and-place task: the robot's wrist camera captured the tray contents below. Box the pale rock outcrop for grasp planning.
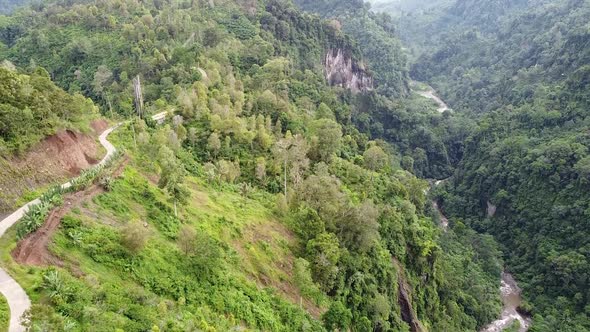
[324,49,373,93]
[487,200,497,217]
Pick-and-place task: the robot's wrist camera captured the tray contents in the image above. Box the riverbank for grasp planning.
[481,272,531,332]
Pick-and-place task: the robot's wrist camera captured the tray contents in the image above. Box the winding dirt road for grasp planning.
[0,112,167,331]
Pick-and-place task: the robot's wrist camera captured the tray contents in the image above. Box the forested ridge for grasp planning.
[3,0,587,330]
[0,66,97,153]
[0,0,28,14]
[294,0,410,98]
[0,0,505,331]
[371,0,590,331]
[412,0,590,115]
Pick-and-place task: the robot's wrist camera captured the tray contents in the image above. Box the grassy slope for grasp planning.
[0,125,325,331]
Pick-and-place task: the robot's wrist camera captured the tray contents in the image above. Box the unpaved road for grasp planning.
[0,269,30,332]
[12,158,128,266]
[0,112,167,331]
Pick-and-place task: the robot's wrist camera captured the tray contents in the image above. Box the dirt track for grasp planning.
[0,113,166,332]
[12,158,128,266]
[11,186,103,266]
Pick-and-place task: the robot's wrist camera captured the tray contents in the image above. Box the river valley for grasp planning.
[424,91,531,332]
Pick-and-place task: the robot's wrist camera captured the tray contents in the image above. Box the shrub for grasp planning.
[16,200,53,239]
[0,293,8,332]
[293,258,325,305]
[99,175,114,191]
[121,222,149,255]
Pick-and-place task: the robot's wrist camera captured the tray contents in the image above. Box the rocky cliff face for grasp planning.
[392,257,426,332]
[324,49,373,93]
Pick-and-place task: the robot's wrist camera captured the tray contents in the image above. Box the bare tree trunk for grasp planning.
[105,92,114,119]
[133,75,144,119]
[174,200,178,217]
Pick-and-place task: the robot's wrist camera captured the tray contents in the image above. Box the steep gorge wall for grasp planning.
[392,257,427,332]
[324,48,373,93]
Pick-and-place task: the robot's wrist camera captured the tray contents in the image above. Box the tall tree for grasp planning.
[273,133,309,196]
[158,146,189,216]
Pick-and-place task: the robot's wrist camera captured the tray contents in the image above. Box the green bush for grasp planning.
[15,151,123,240]
[0,293,8,332]
[16,200,54,240]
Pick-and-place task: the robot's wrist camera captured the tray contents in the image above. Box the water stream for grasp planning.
[412,81,450,113]
[481,272,531,332]
[425,100,530,332]
[432,187,531,332]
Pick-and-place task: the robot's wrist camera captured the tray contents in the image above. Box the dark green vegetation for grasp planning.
[0,66,97,153]
[0,293,7,332]
[411,0,588,115]
[382,0,590,331]
[0,0,470,179]
[0,0,506,331]
[438,99,590,331]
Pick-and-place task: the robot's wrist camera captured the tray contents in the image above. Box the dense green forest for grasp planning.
[5,0,588,330]
[0,0,505,331]
[291,0,477,179]
[375,0,590,331]
[0,66,97,153]
[411,0,588,114]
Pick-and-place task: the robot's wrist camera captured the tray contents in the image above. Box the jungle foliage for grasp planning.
[0,0,504,331]
[398,0,590,330]
[0,66,97,153]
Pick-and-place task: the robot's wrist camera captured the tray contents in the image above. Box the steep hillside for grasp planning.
[0,66,103,212]
[368,0,450,13]
[0,0,27,14]
[293,0,410,97]
[437,87,590,331]
[293,0,477,179]
[0,0,506,331]
[379,0,590,330]
[411,0,589,114]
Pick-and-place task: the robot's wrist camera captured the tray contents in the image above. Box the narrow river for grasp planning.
[411,81,450,113]
[424,99,531,332]
[481,272,531,332]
